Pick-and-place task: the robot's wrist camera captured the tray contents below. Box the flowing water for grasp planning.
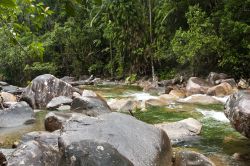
[1,84,250,165]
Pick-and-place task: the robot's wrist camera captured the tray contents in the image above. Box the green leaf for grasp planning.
[0,0,16,8]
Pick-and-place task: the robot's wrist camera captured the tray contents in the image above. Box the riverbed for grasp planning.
[1,84,250,165]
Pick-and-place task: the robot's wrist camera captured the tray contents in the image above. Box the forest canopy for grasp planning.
[0,0,249,85]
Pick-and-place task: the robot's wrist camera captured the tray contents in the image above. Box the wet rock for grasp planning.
[46,96,73,109]
[238,79,249,89]
[0,92,16,102]
[108,98,141,112]
[186,77,211,96]
[178,94,222,105]
[207,82,234,96]
[174,150,215,166]
[0,101,34,127]
[145,98,174,107]
[21,74,81,109]
[225,91,250,138]
[59,112,172,166]
[155,118,202,145]
[44,112,86,132]
[71,95,111,116]
[8,131,61,166]
[207,72,229,85]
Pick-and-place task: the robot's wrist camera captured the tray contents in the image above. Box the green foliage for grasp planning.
[0,0,249,84]
[125,74,137,84]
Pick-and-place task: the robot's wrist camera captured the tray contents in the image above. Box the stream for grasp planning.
[1,84,250,166]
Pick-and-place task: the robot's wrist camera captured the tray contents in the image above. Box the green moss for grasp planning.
[196,104,224,111]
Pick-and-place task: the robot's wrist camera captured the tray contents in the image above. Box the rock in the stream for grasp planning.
[21,74,81,109]
[0,151,7,166]
[225,91,250,138]
[8,131,61,166]
[0,81,8,86]
[178,94,222,105]
[108,98,141,112]
[215,78,237,87]
[238,79,249,89]
[169,89,186,98]
[174,150,215,166]
[44,112,86,132]
[0,101,34,127]
[46,96,73,109]
[59,112,172,166]
[207,82,234,96]
[207,72,229,85]
[0,92,16,102]
[1,85,23,95]
[186,77,211,96]
[71,95,111,116]
[155,118,202,145]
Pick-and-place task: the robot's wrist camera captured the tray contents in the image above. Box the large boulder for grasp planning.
[207,82,234,96]
[186,77,211,96]
[59,112,172,166]
[207,72,229,85]
[174,150,215,166]
[225,91,250,138]
[8,131,61,166]
[155,118,202,145]
[71,95,111,116]
[0,101,34,127]
[21,74,81,109]
[46,96,73,110]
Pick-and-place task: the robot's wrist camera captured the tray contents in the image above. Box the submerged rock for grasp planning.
[155,118,202,145]
[59,112,172,166]
[21,74,81,109]
[225,91,250,138]
[174,150,215,166]
[0,101,34,127]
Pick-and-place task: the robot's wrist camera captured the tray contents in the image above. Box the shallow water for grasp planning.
[1,84,249,166]
[0,111,47,148]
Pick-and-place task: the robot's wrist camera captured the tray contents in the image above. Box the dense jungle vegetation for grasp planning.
[0,0,249,85]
